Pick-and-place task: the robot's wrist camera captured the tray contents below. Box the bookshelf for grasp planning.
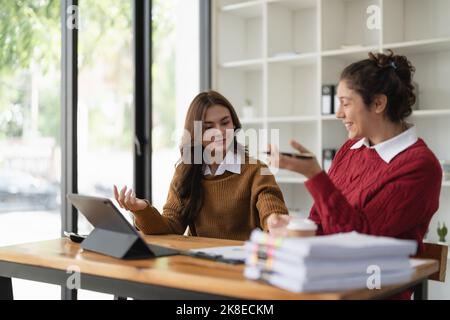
[212,0,450,296]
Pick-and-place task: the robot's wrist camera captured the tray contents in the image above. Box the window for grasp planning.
[152,0,200,211]
[77,0,134,232]
[76,0,134,300]
[0,0,204,300]
[0,0,61,299]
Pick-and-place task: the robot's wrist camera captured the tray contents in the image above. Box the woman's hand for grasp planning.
[266,213,291,237]
[267,140,322,179]
[113,185,149,212]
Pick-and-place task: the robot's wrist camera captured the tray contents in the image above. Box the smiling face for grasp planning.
[202,104,235,154]
[335,80,379,140]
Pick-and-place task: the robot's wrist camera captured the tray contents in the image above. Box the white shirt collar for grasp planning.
[350,125,418,163]
[204,149,242,176]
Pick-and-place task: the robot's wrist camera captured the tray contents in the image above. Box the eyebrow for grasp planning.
[339,96,353,100]
[204,116,230,124]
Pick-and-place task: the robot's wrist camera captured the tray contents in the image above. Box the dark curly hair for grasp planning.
[340,50,416,123]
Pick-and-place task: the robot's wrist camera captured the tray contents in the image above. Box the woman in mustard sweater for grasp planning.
[114,90,288,241]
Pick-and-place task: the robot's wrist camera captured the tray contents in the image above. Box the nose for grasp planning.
[220,124,231,136]
[212,130,223,141]
[212,126,226,142]
[335,103,345,119]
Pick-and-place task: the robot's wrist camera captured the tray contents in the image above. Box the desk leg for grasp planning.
[0,277,13,300]
[413,280,428,300]
[61,288,77,300]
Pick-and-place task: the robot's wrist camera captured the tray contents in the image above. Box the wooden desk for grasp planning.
[0,235,438,300]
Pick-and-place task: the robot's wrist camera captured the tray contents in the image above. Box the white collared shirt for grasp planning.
[350,125,418,163]
[204,149,241,176]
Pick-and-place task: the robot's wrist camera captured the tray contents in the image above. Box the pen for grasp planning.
[263,151,315,159]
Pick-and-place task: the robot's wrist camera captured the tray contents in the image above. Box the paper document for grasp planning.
[188,245,247,264]
[244,266,413,293]
[249,230,417,259]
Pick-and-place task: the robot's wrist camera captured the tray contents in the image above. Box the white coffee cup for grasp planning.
[286,218,317,237]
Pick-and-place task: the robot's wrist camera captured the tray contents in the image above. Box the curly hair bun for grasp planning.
[369,49,416,84]
[341,50,416,122]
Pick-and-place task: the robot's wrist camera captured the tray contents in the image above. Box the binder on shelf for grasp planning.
[322,85,335,115]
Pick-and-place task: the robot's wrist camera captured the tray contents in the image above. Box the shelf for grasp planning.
[321,119,348,151]
[267,60,318,118]
[240,118,265,125]
[267,52,318,66]
[275,169,307,184]
[217,1,263,64]
[216,66,263,119]
[321,114,338,121]
[321,45,379,59]
[411,109,450,117]
[321,0,381,52]
[267,0,317,56]
[267,0,317,10]
[214,1,450,263]
[220,59,263,70]
[268,116,318,123]
[221,55,319,68]
[220,1,262,18]
[383,0,450,45]
[383,38,450,56]
[321,110,450,120]
[268,122,319,157]
[275,176,307,184]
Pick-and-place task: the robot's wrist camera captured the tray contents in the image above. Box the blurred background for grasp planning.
[0,0,198,299]
[1,0,450,300]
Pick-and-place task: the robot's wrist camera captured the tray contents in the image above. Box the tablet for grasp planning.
[67,193,179,259]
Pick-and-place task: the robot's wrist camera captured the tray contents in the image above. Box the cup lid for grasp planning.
[287,218,317,231]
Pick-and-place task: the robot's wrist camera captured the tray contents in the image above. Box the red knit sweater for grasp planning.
[305,138,442,299]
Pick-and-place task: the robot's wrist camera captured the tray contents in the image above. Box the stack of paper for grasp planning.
[244,230,417,293]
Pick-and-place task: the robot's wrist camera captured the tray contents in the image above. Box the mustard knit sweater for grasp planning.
[133,159,288,241]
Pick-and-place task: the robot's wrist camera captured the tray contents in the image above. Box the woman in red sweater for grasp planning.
[268,51,442,298]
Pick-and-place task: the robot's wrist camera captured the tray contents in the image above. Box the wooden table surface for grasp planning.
[0,234,438,300]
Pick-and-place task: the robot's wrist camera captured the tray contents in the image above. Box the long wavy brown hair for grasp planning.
[176,90,244,228]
